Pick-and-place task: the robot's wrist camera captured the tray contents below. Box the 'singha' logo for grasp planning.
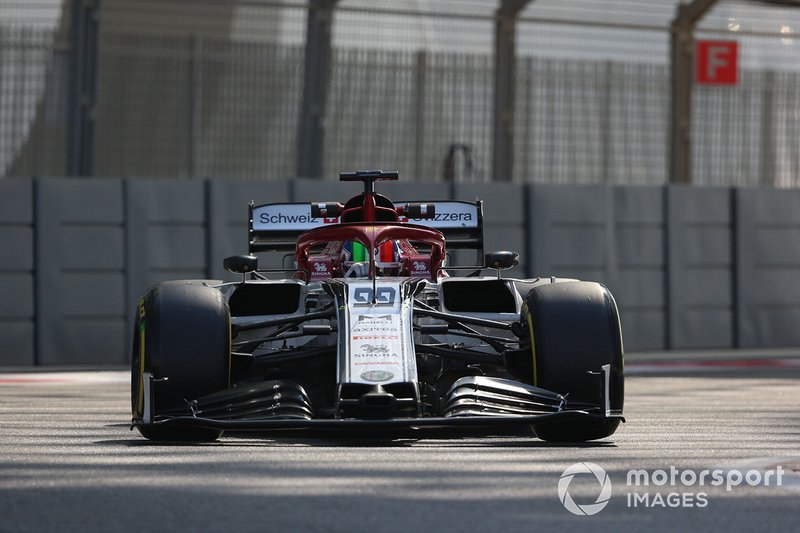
[558,462,612,516]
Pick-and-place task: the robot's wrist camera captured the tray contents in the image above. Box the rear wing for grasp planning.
[249,200,484,257]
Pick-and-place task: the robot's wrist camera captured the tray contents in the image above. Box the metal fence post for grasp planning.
[67,0,100,177]
[760,70,775,187]
[413,50,427,180]
[521,56,533,180]
[296,0,339,179]
[189,35,203,179]
[669,0,718,185]
[602,61,613,183]
[492,0,531,183]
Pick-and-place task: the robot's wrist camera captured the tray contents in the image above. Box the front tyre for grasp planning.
[521,281,624,442]
[131,281,230,442]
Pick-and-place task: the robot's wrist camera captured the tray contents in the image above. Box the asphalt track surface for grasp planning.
[1,353,799,533]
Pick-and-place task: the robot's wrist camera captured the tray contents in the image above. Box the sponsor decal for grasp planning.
[353,352,399,359]
[252,204,340,231]
[259,212,315,225]
[352,287,396,307]
[352,326,396,333]
[357,314,392,322]
[253,202,479,231]
[359,344,390,354]
[314,262,328,273]
[400,212,473,223]
[396,202,478,228]
[352,335,399,340]
[360,370,394,382]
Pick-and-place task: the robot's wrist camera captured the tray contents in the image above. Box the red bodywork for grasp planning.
[295,191,446,281]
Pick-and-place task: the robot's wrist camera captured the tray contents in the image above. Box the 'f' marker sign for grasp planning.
[696,41,738,85]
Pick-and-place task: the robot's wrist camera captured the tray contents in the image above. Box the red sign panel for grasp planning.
[696,41,738,85]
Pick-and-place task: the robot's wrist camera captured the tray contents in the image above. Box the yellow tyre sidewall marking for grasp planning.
[522,302,538,386]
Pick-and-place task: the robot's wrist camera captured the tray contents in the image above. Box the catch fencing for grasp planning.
[2,1,800,185]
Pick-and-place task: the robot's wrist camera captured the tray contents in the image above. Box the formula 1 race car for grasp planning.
[131,171,624,442]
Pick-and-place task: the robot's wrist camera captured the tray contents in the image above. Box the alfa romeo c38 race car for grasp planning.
[131,171,624,442]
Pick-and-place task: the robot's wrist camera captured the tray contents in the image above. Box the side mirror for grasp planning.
[484,251,519,270]
[224,255,258,274]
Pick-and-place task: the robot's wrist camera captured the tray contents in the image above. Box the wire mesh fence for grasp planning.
[95,33,305,180]
[2,0,800,187]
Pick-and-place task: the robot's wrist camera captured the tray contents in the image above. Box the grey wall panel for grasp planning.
[613,187,666,351]
[0,179,33,222]
[207,180,292,279]
[452,183,525,276]
[547,227,607,268]
[681,270,732,306]
[36,178,126,365]
[736,188,800,347]
[681,309,733,348]
[612,270,664,308]
[528,184,611,281]
[60,273,125,316]
[0,179,34,366]
[747,270,800,305]
[376,181,450,202]
[292,179,352,201]
[0,274,34,318]
[61,321,127,366]
[667,186,733,349]
[125,179,209,355]
[0,227,34,269]
[59,227,125,270]
[754,229,800,265]
[452,183,523,223]
[147,226,207,269]
[680,228,731,265]
[620,311,665,354]
[47,181,124,223]
[0,323,34,366]
[134,180,206,223]
[752,309,800,348]
[616,227,663,265]
[527,185,666,351]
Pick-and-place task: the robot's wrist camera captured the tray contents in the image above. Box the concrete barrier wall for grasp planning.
[612,186,667,352]
[0,180,35,366]
[527,185,668,351]
[36,179,127,365]
[736,188,800,347]
[667,186,734,349]
[1,177,799,366]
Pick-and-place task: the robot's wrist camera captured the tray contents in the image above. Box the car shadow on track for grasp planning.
[100,422,620,447]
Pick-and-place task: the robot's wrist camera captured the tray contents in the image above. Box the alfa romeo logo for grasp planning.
[558,462,612,516]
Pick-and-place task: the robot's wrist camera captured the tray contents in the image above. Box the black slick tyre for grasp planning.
[521,281,624,442]
[131,281,230,442]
